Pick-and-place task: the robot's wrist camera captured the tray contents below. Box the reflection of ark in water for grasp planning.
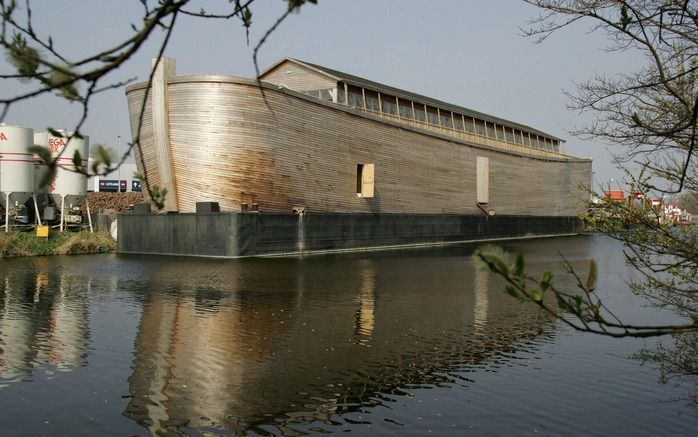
[122,256,556,434]
[0,263,90,382]
[121,57,592,257]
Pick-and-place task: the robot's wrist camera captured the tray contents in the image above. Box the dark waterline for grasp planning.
[0,234,695,436]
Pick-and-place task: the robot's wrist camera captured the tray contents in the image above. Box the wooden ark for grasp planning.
[125,58,592,218]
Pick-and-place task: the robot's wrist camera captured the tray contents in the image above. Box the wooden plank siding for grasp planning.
[126,75,591,216]
[260,62,337,92]
[126,88,161,191]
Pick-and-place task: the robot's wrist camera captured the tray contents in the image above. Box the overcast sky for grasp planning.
[1,0,646,186]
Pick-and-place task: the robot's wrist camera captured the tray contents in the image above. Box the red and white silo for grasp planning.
[35,130,90,231]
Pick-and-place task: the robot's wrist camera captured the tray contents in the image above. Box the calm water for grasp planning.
[0,234,695,436]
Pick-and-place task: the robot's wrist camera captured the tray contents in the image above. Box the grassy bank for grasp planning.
[0,230,115,258]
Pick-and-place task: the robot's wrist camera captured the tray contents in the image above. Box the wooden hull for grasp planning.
[126,75,591,216]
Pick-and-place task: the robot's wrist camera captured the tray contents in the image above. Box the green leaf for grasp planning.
[96,144,112,169]
[506,285,520,300]
[29,144,55,189]
[540,271,553,291]
[29,145,51,163]
[474,245,511,274]
[150,186,168,210]
[38,164,56,190]
[6,32,41,80]
[47,128,64,137]
[556,295,570,311]
[288,0,317,12]
[530,289,544,302]
[48,68,82,101]
[631,113,642,127]
[620,4,632,30]
[3,1,17,20]
[515,253,524,277]
[242,7,252,27]
[494,258,509,276]
[72,150,84,173]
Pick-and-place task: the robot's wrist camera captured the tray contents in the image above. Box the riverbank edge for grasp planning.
[0,230,116,258]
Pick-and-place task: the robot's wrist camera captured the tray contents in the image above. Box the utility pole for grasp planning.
[117,135,122,192]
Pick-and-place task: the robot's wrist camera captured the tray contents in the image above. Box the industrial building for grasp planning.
[87,161,140,193]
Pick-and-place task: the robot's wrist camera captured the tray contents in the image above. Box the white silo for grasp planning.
[45,130,90,231]
[0,124,35,231]
[33,132,48,192]
[33,132,49,223]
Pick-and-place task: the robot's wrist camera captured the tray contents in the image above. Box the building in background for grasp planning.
[87,160,140,193]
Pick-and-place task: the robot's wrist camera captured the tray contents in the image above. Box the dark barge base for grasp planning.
[117,212,582,258]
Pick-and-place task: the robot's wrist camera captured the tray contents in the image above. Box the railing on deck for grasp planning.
[360,109,570,159]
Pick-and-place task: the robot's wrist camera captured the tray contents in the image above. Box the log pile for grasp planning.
[78,192,145,215]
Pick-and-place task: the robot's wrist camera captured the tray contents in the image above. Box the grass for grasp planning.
[0,229,115,257]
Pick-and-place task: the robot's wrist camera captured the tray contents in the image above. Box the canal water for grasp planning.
[0,234,695,436]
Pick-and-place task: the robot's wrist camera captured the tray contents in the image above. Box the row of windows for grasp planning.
[305,85,560,153]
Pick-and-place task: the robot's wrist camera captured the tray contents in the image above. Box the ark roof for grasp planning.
[260,57,564,142]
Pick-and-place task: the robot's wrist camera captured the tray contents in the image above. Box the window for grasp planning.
[476,157,489,204]
[414,104,426,122]
[320,89,333,101]
[381,94,397,116]
[464,117,475,133]
[454,114,464,131]
[486,122,497,139]
[348,86,364,109]
[440,110,453,129]
[426,106,440,125]
[399,100,414,119]
[523,133,532,147]
[475,119,487,136]
[356,163,375,198]
[365,90,380,112]
[305,89,333,101]
[336,86,346,104]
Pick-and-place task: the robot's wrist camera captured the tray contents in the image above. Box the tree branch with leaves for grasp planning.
[480,0,698,382]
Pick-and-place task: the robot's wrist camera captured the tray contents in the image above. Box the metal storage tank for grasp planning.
[48,131,88,197]
[46,130,89,230]
[33,132,48,193]
[0,124,35,231]
[32,132,51,220]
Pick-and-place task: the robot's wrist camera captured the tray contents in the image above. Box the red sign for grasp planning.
[48,137,66,152]
[0,133,7,141]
